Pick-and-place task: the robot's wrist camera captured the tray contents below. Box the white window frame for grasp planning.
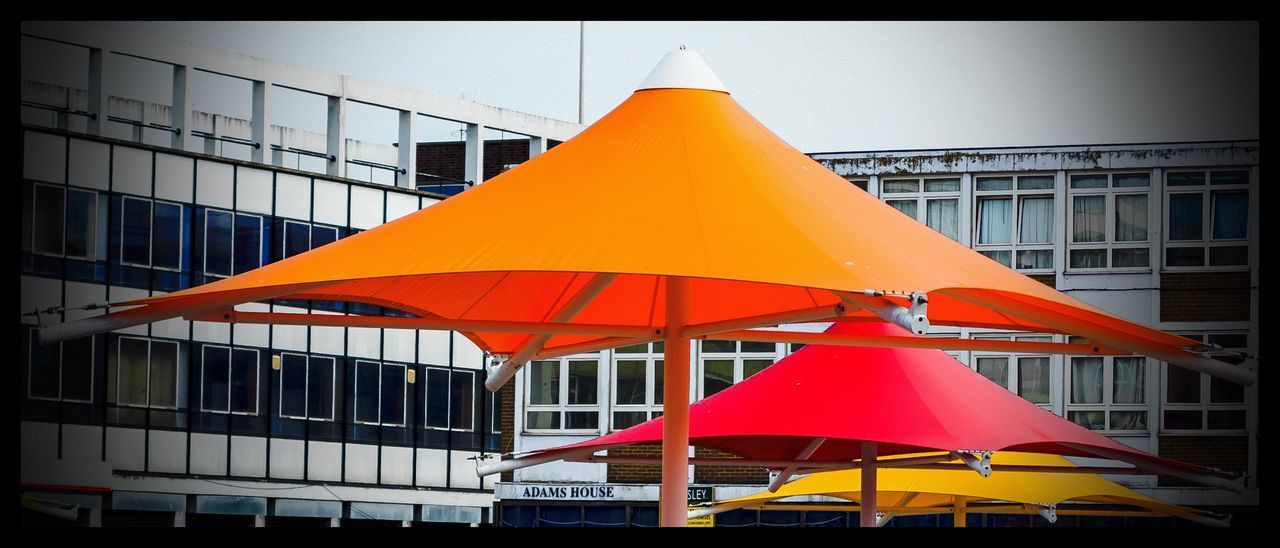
[1065,171,1153,273]
[26,329,94,403]
[424,366,477,432]
[199,344,261,415]
[610,344,664,431]
[277,352,336,421]
[1160,332,1249,434]
[972,174,1056,273]
[353,359,407,427]
[880,175,962,241]
[1162,168,1251,271]
[968,333,1054,409]
[696,341,779,400]
[1064,355,1150,433]
[203,208,263,277]
[524,355,601,433]
[31,183,99,260]
[113,336,181,410]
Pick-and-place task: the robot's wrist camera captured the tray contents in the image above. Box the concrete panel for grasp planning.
[24,131,66,183]
[380,446,413,486]
[346,327,381,360]
[272,324,307,352]
[195,159,234,209]
[452,332,484,369]
[311,325,345,356]
[307,441,343,481]
[107,286,149,336]
[63,281,106,322]
[111,146,152,197]
[235,166,274,215]
[275,498,342,518]
[274,173,312,221]
[190,432,229,475]
[151,316,190,341]
[449,450,482,489]
[418,330,451,365]
[68,138,110,190]
[193,319,232,344]
[415,448,448,487]
[230,435,267,477]
[348,185,384,229]
[105,427,146,471]
[312,180,348,226]
[20,276,62,322]
[147,429,187,474]
[383,329,415,363]
[232,301,270,348]
[269,438,306,480]
[344,443,377,484]
[421,197,441,209]
[154,153,194,202]
[62,424,103,463]
[21,421,59,464]
[385,191,418,222]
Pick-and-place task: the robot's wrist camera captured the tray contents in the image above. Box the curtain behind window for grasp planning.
[1112,357,1145,404]
[978,197,1012,244]
[1115,194,1149,241]
[926,199,958,240]
[1071,357,1104,404]
[1212,191,1248,239]
[1019,197,1054,243]
[1168,194,1203,240]
[1072,195,1105,242]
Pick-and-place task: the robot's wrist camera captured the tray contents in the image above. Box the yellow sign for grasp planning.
[687,509,714,528]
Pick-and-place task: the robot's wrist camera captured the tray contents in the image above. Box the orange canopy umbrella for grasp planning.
[39,50,1253,527]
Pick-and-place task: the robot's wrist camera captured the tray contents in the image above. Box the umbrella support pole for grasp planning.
[660,276,691,528]
[953,496,966,528]
[860,441,877,528]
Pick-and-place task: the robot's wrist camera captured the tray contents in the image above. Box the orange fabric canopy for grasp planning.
[41,74,1248,385]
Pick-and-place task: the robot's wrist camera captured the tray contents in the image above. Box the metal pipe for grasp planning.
[700,329,1117,355]
[860,441,877,528]
[840,291,928,335]
[768,437,827,492]
[660,275,691,527]
[193,309,655,339]
[1061,443,1245,493]
[681,304,844,339]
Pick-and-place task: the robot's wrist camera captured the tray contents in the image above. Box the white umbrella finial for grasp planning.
[637,49,728,93]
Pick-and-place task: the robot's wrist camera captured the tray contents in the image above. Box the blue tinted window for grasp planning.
[311,225,338,248]
[280,354,307,418]
[122,197,151,265]
[451,371,475,430]
[425,368,449,428]
[1168,194,1203,241]
[380,364,405,425]
[202,346,230,412]
[66,189,96,259]
[355,361,379,423]
[205,210,233,276]
[308,357,335,420]
[230,349,258,413]
[152,202,182,269]
[284,221,310,258]
[234,214,262,274]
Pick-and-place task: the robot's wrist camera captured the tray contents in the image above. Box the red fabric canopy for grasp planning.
[529,321,1209,474]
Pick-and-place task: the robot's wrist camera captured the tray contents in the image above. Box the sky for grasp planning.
[22,21,1259,153]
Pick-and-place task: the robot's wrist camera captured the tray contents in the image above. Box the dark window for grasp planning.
[233,214,263,274]
[202,346,231,412]
[425,368,449,428]
[1167,194,1203,241]
[66,189,97,259]
[121,197,152,265]
[311,225,338,249]
[379,363,405,425]
[32,184,64,255]
[205,210,234,276]
[1165,366,1200,404]
[152,202,182,269]
[284,221,310,258]
[280,354,308,418]
[28,332,61,399]
[450,370,475,430]
[308,357,335,420]
[230,349,258,414]
[355,360,380,423]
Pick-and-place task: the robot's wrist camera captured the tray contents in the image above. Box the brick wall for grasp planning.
[1160,272,1252,322]
[693,447,769,485]
[1157,435,1249,487]
[606,443,662,483]
[416,139,532,184]
[1027,274,1056,288]
[499,382,515,483]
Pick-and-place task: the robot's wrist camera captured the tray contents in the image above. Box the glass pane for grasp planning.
[887,200,917,218]
[847,178,869,191]
[1070,357,1104,404]
[924,178,959,192]
[1018,357,1050,404]
[1111,248,1149,268]
[1163,410,1202,430]
[1068,410,1105,430]
[565,411,598,430]
[1069,249,1107,269]
[1207,410,1245,430]
[614,360,647,405]
[1167,194,1203,240]
[1017,176,1054,190]
[1210,378,1245,403]
[152,202,182,269]
[526,411,558,429]
[652,341,664,353]
[450,371,475,430]
[1069,174,1107,189]
[1210,170,1248,185]
[743,359,772,380]
[1167,172,1205,186]
[701,340,735,353]
[311,225,338,249]
[1208,246,1248,266]
[654,360,664,405]
[233,214,262,274]
[1015,249,1052,270]
[926,199,959,240]
[1207,334,1247,349]
[150,342,179,408]
[567,361,597,405]
[1165,247,1204,267]
[380,364,405,425]
[1113,173,1150,188]
[613,411,647,430]
[33,185,64,255]
[29,336,61,399]
[1109,411,1146,431]
[881,179,919,193]
[976,357,1008,388]
[309,357,335,420]
[616,343,648,354]
[1114,194,1148,241]
[703,359,734,397]
[284,221,311,258]
[118,338,150,405]
[60,337,93,402]
[975,177,1013,191]
[1211,191,1248,239]
[979,250,1011,267]
[280,354,307,418]
[425,368,450,428]
[1112,357,1145,404]
[528,361,559,405]
[230,349,258,413]
[205,210,234,276]
[66,190,96,259]
[977,197,1012,244]
[1071,195,1105,242]
[1020,196,1057,245]
[741,341,776,353]
[201,346,230,412]
[1165,366,1200,403]
[354,361,380,423]
[122,197,151,264]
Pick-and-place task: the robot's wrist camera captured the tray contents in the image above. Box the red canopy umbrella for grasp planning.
[482,321,1239,525]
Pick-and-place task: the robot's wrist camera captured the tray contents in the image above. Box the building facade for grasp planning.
[497,142,1260,527]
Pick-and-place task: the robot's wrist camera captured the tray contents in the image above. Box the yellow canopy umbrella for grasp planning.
[692,452,1229,527]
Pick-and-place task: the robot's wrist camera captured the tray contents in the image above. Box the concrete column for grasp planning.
[397,110,416,189]
[204,115,220,156]
[958,172,973,247]
[172,65,191,151]
[251,80,270,164]
[173,511,186,527]
[328,517,341,527]
[253,514,265,527]
[528,136,547,159]
[87,48,107,136]
[400,520,411,527]
[326,91,346,178]
[86,507,102,527]
[1053,170,1067,286]
[465,122,484,185]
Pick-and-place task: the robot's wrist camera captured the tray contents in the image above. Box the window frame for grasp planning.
[968,333,1055,409]
[118,195,184,271]
[1160,332,1249,434]
[696,341,779,400]
[971,173,1057,273]
[879,175,962,241]
[352,359,408,427]
[199,344,261,416]
[26,330,95,403]
[1065,171,1153,273]
[277,352,336,421]
[610,343,664,431]
[1064,355,1149,433]
[1162,168,1251,271]
[523,355,601,434]
[423,366,477,432]
[112,336,182,410]
[30,183,100,260]
[203,207,264,277]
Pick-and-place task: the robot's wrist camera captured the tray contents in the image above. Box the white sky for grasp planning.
[24,21,1258,153]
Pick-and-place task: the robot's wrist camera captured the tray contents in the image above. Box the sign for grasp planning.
[517,485,618,500]
[687,486,713,503]
[498,483,715,503]
[687,510,715,528]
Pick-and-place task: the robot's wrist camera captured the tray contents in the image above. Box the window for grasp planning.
[525,356,599,432]
[425,368,477,431]
[697,340,778,399]
[973,175,1055,271]
[969,333,1054,407]
[1165,169,1250,268]
[1066,355,1147,431]
[611,342,664,430]
[278,353,335,420]
[1067,172,1151,270]
[120,196,183,270]
[1162,333,1248,432]
[844,176,869,192]
[200,345,260,414]
[27,330,94,402]
[204,209,263,276]
[354,360,407,426]
[880,176,960,241]
[283,220,340,259]
[108,336,183,409]
[30,183,101,260]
